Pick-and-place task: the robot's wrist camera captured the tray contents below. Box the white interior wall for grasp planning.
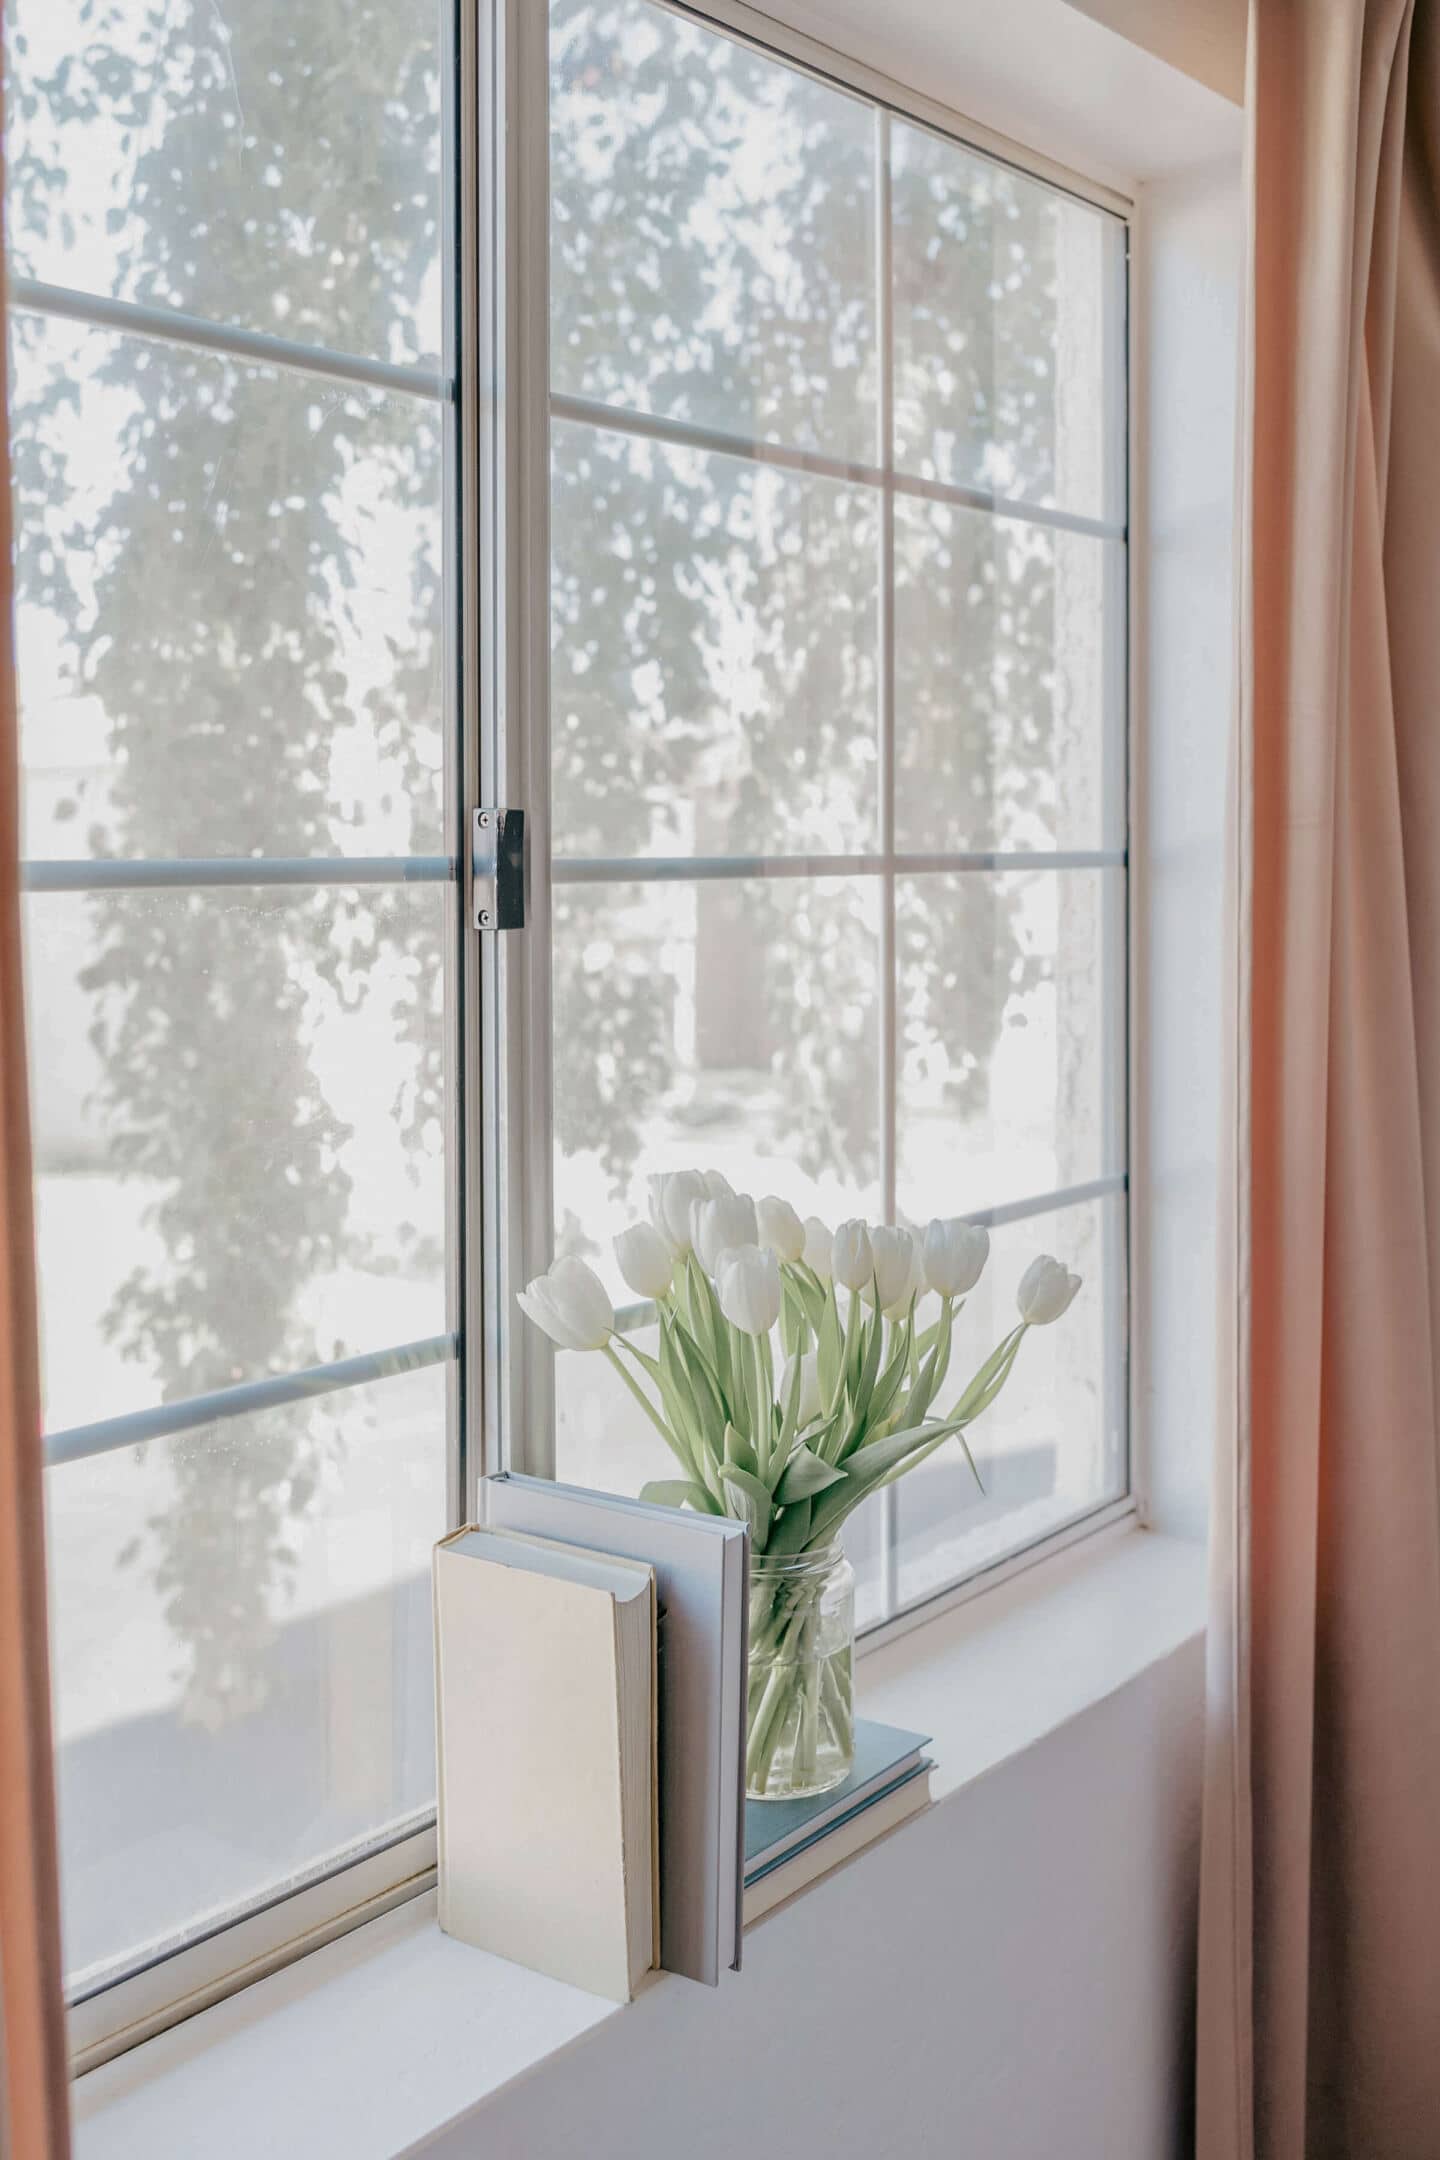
[426,1638,1206,2160]
[1133,158,1242,1541]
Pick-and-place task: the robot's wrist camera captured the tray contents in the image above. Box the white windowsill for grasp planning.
[72,1523,1206,2160]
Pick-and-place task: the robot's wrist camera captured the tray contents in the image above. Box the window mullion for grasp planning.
[876,105,900,1622]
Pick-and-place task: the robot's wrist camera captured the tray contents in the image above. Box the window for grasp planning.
[535,0,1130,1628]
[7,0,1128,2052]
[8,0,459,2036]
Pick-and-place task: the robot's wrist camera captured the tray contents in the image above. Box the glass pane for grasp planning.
[895,868,1123,1220]
[12,312,444,863]
[48,1359,446,1987]
[551,418,879,859]
[26,884,448,1439]
[894,1195,1125,1606]
[891,120,1124,522]
[550,875,881,1299]
[894,497,1122,854]
[550,0,878,463]
[6,0,447,367]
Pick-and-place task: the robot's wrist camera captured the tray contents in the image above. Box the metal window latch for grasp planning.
[472,807,526,931]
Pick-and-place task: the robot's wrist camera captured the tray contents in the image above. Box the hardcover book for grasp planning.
[743,1718,933,1925]
[485,1472,749,1985]
[433,1524,658,2003]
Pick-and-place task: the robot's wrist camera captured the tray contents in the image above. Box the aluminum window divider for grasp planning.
[551,849,1126,884]
[43,1334,458,1468]
[10,276,452,402]
[551,387,1126,544]
[22,856,455,892]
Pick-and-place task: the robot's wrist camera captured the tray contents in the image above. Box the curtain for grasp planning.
[1198,2,1440,2155]
[0,31,71,2160]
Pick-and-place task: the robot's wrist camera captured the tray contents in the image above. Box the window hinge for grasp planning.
[471,807,526,931]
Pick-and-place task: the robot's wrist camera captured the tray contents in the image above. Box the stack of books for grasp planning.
[433,1477,934,2000]
[434,1475,748,2001]
[743,1720,932,1924]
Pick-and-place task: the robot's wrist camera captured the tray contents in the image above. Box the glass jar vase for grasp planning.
[746,1541,855,1800]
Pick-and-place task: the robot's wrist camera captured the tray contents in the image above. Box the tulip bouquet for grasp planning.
[520,1170,1082,1798]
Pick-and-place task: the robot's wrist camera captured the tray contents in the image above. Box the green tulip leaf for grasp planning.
[640,1478,720,1515]
[765,1497,815,1554]
[724,1421,759,1479]
[774,1443,847,1504]
[723,1465,773,1549]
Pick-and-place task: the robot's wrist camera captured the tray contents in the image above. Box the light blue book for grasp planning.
[745,1719,932,1886]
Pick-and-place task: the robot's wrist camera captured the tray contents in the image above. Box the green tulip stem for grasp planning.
[602,1340,694,1479]
[751,1333,771,1478]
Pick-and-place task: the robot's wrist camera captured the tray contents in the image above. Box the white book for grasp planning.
[433,1524,658,2003]
[485,1473,749,1985]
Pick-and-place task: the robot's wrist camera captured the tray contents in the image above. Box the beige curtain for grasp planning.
[0,32,71,2160]
[1198,1,1440,2155]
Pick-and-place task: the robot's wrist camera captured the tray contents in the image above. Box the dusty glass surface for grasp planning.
[6,0,447,366]
[894,498,1122,855]
[12,315,444,864]
[551,417,879,860]
[551,0,878,461]
[48,1363,445,1986]
[894,1196,1127,1609]
[894,868,1124,1221]
[549,874,882,1289]
[891,118,1125,521]
[24,886,447,1436]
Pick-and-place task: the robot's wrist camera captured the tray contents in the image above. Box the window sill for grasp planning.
[72,1523,1206,2160]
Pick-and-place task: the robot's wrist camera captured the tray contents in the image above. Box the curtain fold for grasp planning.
[1198,3,1440,2155]
[0,30,71,2160]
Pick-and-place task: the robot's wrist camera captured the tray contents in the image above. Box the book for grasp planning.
[742,1766,932,1924]
[742,1719,934,1926]
[744,1718,931,1880]
[484,1472,748,1986]
[433,1524,658,2003]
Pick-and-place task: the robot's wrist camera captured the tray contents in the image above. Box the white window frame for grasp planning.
[483,0,1140,1645]
[55,0,1144,2073]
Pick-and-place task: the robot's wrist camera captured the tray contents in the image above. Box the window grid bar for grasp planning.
[875,107,900,1619]
[23,849,1126,896]
[43,1333,458,1468]
[550,388,1126,544]
[22,855,455,894]
[10,276,454,404]
[610,1174,1127,1336]
[552,848,1125,886]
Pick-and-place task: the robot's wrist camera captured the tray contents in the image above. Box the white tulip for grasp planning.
[1016,1254,1083,1325]
[648,1169,707,1254]
[699,1168,735,1199]
[517,1256,615,1351]
[756,1195,805,1263]
[613,1222,674,1302]
[891,1230,928,1321]
[716,1245,782,1336]
[781,1347,822,1428]
[692,1190,759,1274]
[866,1224,919,1315]
[802,1216,833,1281]
[832,1218,874,1292]
[923,1218,990,1298]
